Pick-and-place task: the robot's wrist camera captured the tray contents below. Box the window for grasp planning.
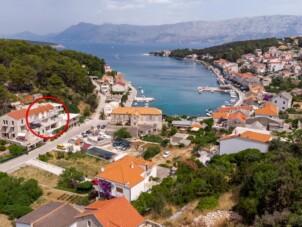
[283,101,285,104]
[3,120,5,125]
[116,187,123,193]
[87,220,91,227]
[12,121,14,125]
[275,100,277,103]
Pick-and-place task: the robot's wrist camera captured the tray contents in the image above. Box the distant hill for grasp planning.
[3,15,302,44]
[52,15,302,44]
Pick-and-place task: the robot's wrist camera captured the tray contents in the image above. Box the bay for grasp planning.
[63,43,230,116]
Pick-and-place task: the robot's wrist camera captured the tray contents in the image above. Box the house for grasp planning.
[115,72,124,82]
[272,92,293,111]
[255,102,279,118]
[104,101,119,117]
[172,120,192,128]
[170,133,191,147]
[241,53,256,62]
[16,202,81,227]
[111,107,162,131]
[246,116,286,131]
[251,62,266,74]
[94,156,157,201]
[262,77,272,86]
[227,111,248,129]
[112,81,127,93]
[74,197,145,227]
[219,131,272,155]
[102,75,114,85]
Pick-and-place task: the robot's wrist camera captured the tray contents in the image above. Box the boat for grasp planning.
[141,90,144,94]
[230,99,237,104]
[206,112,212,117]
[144,102,149,107]
[134,102,138,106]
[225,101,231,106]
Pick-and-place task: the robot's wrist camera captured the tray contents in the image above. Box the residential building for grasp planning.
[74,197,145,227]
[102,75,114,85]
[170,133,191,147]
[219,131,272,155]
[227,111,248,129]
[111,107,162,130]
[255,102,279,118]
[246,116,286,131]
[0,103,78,148]
[112,81,127,93]
[94,156,157,201]
[272,92,293,111]
[16,202,81,227]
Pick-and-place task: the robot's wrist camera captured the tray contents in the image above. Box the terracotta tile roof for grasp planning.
[228,112,247,122]
[191,123,202,128]
[212,112,228,119]
[77,197,144,227]
[113,81,126,87]
[111,107,162,116]
[217,106,253,113]
[96,156,155,188]
[250,85,264,93]
[220,131,272,143]
[255,102,278,116]
[7,104,54,120]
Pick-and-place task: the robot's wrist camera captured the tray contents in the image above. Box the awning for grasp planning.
[17,132,26,137]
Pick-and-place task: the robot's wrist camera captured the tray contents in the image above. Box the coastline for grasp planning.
[191,59,244,107]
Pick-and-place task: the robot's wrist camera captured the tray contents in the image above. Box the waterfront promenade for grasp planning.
[125,83,137,107]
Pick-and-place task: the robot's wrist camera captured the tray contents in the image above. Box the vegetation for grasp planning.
[58,167,84,189]
[142,135,163,143]
[0,39,105,114]
[8,145,23,156]
[0,173,42,218]
[142,146,161,160]
[170,38,280,62]
[114,128,131,139]
[197,196,219,211]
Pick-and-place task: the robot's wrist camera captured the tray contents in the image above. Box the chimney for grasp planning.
[100,167,104,172]
[130,162,134,169]
[145,163,149,171]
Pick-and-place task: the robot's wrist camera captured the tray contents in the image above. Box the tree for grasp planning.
[83,106,91,117]
[143,146,161,160]
[114,128,131,139]
[58,167,84,189]
[170,127,177,136]
[197,196,219,211]
[8,145,23,156]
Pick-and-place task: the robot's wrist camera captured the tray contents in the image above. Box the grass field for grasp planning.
[46,151,108,178]
[11,166,59,187]
[0,214,13,227]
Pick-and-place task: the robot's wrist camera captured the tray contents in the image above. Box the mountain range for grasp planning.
[2,15,302,44]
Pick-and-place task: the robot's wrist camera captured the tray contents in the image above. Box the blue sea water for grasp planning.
[63,43,230,116]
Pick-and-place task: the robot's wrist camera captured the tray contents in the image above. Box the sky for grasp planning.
[0,0,302,35]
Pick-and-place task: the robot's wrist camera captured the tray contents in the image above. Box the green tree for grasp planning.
[114,128,131,139]
[8,145,23,156]
[58,167,84,189]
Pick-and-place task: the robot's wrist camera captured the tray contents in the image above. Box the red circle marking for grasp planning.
[25,96,70,139]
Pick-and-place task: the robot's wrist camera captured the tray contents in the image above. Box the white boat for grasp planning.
[206,113,212,117]
[230,99,237,103]
[134,102,138,106]
[144,102,149,107]
[141,90,144,94]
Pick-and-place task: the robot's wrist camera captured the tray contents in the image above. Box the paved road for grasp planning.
[0,80,108,173]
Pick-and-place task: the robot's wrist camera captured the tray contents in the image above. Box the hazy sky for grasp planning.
[1,0,302,34]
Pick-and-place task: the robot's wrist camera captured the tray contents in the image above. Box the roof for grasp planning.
[220,131,272,143]
[212,112,228,119]
[96,156,155,188]
[172,120,192,126]
[274,92,292,101]
[250,85,265,93]
[228,112,247,123]
[191,122,203,128]
[113,81,126,87]
[255,102,278,116]
[111,107,162,116]
[217,106,253,113]
[76,197,144,227]
[16,202,81,227]
[6,104,54,120]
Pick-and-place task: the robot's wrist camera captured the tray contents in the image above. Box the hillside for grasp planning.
[168,38,283,61]
[49,15,302,44]
[0,39,105,114]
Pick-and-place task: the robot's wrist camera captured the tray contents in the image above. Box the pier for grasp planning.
[197,86,232,93]
[134,97,155,102]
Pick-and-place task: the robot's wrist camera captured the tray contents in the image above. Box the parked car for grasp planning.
[162,151,171,158]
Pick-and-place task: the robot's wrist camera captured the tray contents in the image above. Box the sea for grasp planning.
[62,42,230,116]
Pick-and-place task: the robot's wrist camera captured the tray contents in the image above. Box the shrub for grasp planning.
[143,146,161,160]
[0,145,6,151]
[76,181,93,193]
[56,151,65,159]
[38,154,48,162]
[197,196,219,211]
[142,135,163,143]
[0,140,7,146]
[8,145,23,156]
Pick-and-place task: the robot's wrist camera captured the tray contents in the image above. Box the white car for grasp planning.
[162,151,171,158]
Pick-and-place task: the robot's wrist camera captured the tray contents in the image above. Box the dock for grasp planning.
[197,86,232,93]
[134,97,155,102]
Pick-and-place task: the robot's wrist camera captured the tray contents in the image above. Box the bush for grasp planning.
[2,204,33,219]
[77,197,90,206]
[38,154,48,162]
[143,146,161,160]
[8,145,23,156]
[56,151,65,159]
[76,181,93,193]
[0,140,6,146]
[197,196,219,211]
[0,145,6,151]
[142,135,163,143]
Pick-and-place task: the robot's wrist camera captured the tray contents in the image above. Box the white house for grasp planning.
[95,156,157,201]
[272,92,293,111]
[219,131,272,155]
[112,81,127,93]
